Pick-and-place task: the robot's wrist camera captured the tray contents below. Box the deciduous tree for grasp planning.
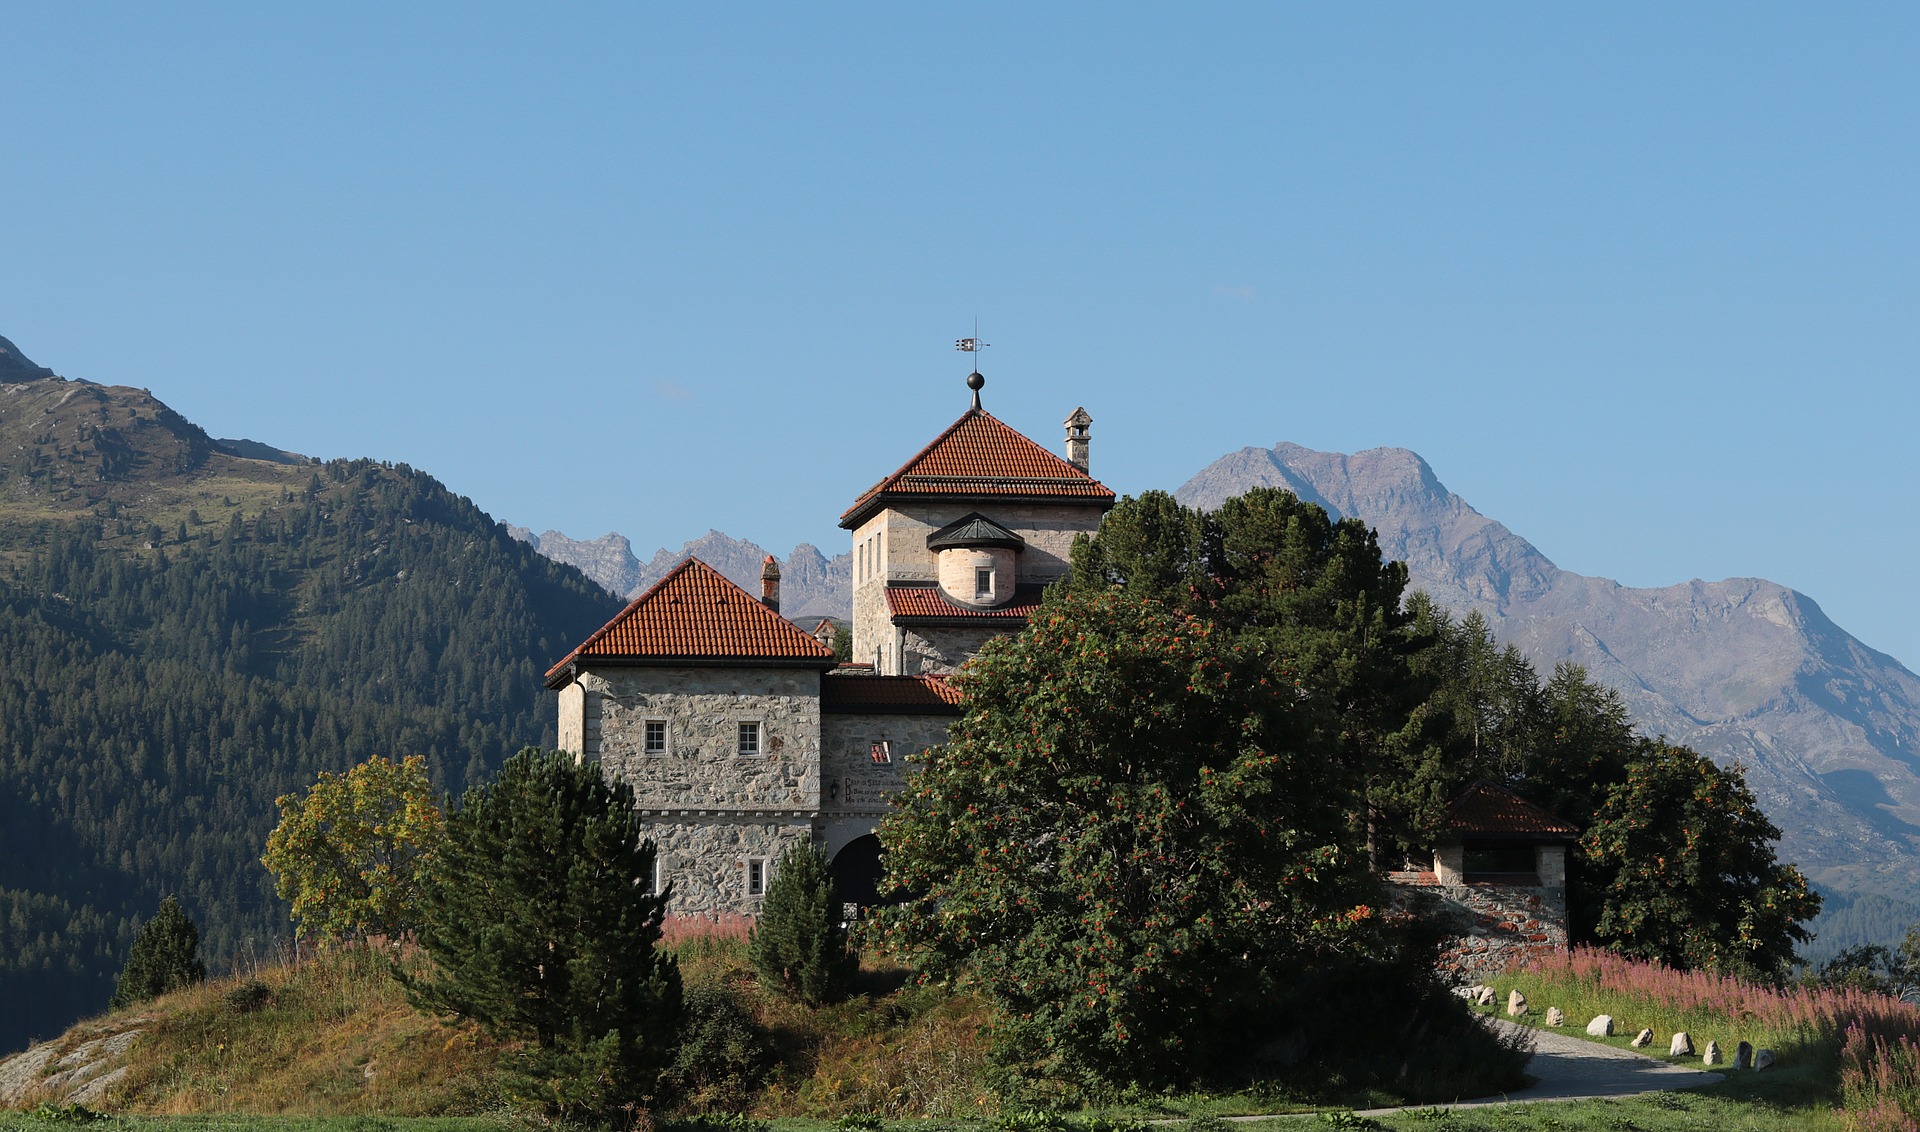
[262,754,446,941]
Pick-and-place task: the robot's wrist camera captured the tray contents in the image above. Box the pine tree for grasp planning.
[399,749,681,1125]
[749,842,852,1005]
[110,895,205,1008]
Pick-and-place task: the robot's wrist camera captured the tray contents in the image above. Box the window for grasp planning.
[975,567,994,601]
[643,719,668,756]
[746,857,767,896]
[643,856,664,895]
[1463,843,1538,882]
[869,739,892,764]
[737,721,761,757]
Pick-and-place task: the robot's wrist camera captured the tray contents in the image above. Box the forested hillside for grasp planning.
[0,367,622,1053]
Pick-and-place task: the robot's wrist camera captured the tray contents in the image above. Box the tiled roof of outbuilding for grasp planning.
[821,673,965,714]
[544,558,834,684]
[1446,781,1579,841]
[840,408,1114,528]
[885,583,1047,623]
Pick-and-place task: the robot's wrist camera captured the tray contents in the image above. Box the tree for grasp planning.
[1067,489,1436,865]
[1583,743,1820,981]
[749,841,852,1005]
[875,588,1384,1090]
[398,749,681,1126]
[110,896,205,1007]
[831,622,853,664]
[262,754,447,941]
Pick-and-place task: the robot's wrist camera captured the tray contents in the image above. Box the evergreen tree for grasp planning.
[110,895,205,1008]
[749,841,852,1005]
[400,749,681,1126]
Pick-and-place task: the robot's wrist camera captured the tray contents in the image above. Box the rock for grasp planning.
[1507,990,1529,1017]
[1756,1048,1775,1070]
[1455,984,1486,1001]
[1670,1032,1694,1057]
[1703,1040,1722,1066]
[1735,1041,1753,1070]
[1586,1014,1613,1037]
[1476,986,1497,1007]
[1632,1028,1653,1048]
[1545,1007,1566,1026]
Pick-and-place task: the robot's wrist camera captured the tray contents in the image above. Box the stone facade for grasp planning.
[646,814,815,916]
[1387,844,1570,984]
[902,625,1006,675]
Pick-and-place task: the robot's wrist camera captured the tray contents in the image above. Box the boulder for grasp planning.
[1670,1032,1694,1057]
[1545,1007,1566,1027]
[1703,1040,1722,1066]
[1756,1048,1775,1071]
[1586,1014,1613,1037]
[1735,1041,1753,1070]
[1476,986,1497,1007]
[1631,1028,1653,1048]
[1507,990,1529,1017]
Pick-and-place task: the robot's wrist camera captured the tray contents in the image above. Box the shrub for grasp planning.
[663,983,778,1112]
[749,841,852,1005]
[110,895,206,1008]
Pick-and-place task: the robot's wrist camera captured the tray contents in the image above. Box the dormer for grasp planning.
[926,512,1025,609]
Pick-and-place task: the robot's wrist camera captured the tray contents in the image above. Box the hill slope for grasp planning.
[0,343,624,1054]
[1178,443,1920,903]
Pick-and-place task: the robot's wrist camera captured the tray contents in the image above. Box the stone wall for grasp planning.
[1386,872,1569,984]
[902,625,1008,674]
[820,711,954,814]
[650,814,815,916]
[568,666,822,809]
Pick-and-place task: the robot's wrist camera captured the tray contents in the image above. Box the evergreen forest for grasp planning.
[0,377,621,1052]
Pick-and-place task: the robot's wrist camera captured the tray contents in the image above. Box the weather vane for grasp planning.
[956,320,988,409]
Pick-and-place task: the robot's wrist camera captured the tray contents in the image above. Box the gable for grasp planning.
[545,557,834,685]
[840,408,1114,529]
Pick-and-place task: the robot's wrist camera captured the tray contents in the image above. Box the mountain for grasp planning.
[1178,443,1920,905]
[0,335,55,382]
[510,526,851,622]
[0,345,624,1054]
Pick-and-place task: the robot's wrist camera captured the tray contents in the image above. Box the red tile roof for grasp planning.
[840,408,1115,528]
[545,558,834,683]
[885,584,1047,623]
[1446,781,1579,841]
[821,673,965,714]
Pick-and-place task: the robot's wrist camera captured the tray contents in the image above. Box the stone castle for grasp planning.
[546,374,1113,912]
[545,372,1574,976]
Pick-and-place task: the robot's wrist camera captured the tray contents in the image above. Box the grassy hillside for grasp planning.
[0,376,624,1053]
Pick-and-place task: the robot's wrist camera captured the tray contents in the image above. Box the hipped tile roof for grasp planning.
[1445,781,1579,841]
[821,673,965,714]
[841,408,1114,528]
[885,583,1048,623]
[545,558,834,683]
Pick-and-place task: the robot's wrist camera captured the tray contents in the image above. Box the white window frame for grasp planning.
[975,567,994,601]
[736,719,762,758]
[643,718,669,757]
[869,739,892,765]
[746,857,767,897]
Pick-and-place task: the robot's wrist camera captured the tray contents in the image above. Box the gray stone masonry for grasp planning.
[903,625,1007,675]
[567,667,821,810]
[1387,848,1570,983]
[650,815,814,916]
[821,711,954,813]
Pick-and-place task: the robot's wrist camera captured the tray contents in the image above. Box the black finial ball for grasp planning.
[967,371,985,392]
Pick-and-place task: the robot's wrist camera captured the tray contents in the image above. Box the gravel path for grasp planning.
[1353,1020,1722,1114]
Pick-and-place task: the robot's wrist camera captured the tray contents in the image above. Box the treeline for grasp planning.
[0,458,621,1051]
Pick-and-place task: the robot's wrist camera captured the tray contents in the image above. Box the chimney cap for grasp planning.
[761,554,780,577]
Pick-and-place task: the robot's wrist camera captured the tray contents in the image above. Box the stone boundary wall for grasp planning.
[1386,872,1569,984]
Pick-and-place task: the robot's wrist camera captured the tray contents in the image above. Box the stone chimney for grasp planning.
[1064,407,1092,472]
[760,555,781,612]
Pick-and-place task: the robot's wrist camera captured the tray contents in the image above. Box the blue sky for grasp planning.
[3,4,1916,665]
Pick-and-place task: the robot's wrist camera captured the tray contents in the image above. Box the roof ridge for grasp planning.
[545,557,832,680]
[840,407,1112,527]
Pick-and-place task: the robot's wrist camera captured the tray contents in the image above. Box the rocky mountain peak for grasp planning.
[0,335,56,383]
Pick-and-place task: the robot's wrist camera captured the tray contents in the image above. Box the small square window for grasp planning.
[746,858,766,896]
[643,720,668,756]
[869,740,892,765]
[737,721,761,757]
[975,568,993,600]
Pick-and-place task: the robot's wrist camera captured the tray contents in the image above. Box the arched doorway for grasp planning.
[830,834,885,910]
